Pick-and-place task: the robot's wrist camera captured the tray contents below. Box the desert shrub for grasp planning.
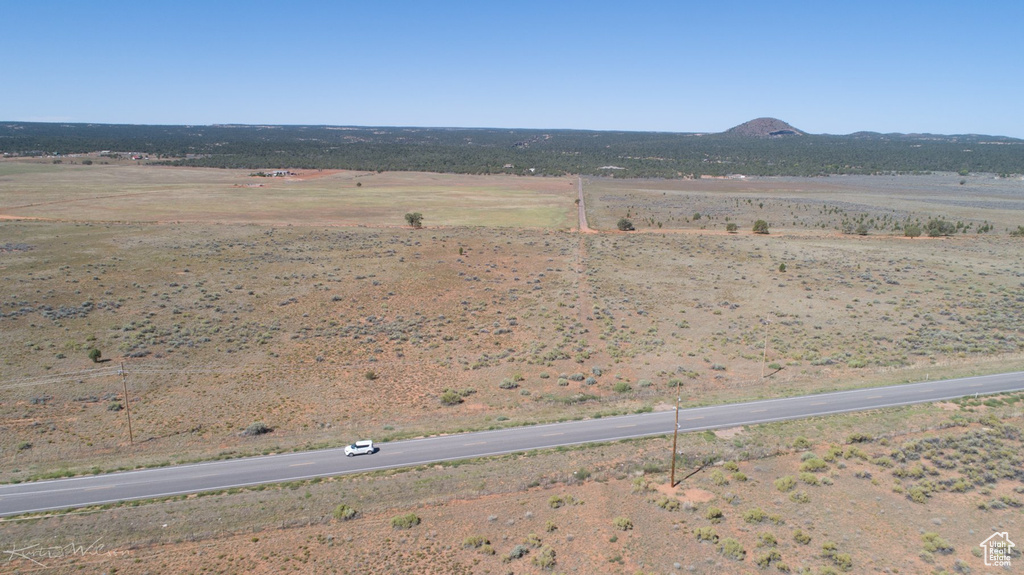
[694,526,719,543]
[612,381,630,392]
[241,422,272,437]
[732,472,748,482]
[723,461,739,472]
[720,537,746,561]
[794,529,812,545]
[631,477,652,493]
[726,222,738,233]
[704,506,724,523]
[755,550,782,568]
[548,494,580,508]
[833,553,853,571]
[525,533,542,548]
[792,436,811,450]
[390,513,421,529]
[743,508,767,524]
[774,476,797,492]
[904,223,922,237]
[504,544,529,562]
[612,516,633,531]
[568,372,585,381]
[655,496,680,511]
[479,544,495,555]
[88,348,102,363]
[799,458,828,472]
[846,433,873,443]
[758,532,778,547]
[533,546,556,569]
[752,219,769,234]
[439,389,464,405]
[498,378,519,389]
[789,490,810,503]
[333,504,358,521]
[463,535,489,548]
[711,470,729,485]
[799,472,820,485]
[1010,225,1024,237]
[617,218,635,231]
[922,532,954,554]
[545,520,557,532]
[364,370,378,380]
[556,377,569,386]
[908,486,929,504]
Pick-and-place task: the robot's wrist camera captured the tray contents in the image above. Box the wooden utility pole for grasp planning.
[670,378,681,487]
[120,362,133,444]
[760,314,772,379]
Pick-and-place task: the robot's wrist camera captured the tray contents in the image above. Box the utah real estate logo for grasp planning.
[979,532,1015,567]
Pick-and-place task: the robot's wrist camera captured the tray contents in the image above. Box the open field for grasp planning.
[0,161,575,228]
[1,162,1023,571]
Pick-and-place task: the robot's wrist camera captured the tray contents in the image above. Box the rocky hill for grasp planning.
[725,117,805,138]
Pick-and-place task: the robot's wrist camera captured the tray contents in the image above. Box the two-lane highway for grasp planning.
[1,371,1022,517]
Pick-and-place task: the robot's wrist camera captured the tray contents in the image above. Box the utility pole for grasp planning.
[760,314,772,379]
[119,362,133,444]
[670,377,681,487]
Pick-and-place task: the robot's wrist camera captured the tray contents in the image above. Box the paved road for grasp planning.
[2,371,1022,517]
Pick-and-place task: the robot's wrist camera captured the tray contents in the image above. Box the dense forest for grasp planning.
[1,121,1022,178]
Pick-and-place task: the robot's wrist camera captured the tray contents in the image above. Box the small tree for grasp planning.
[778,263,786,273]
[855,223,869,236]
[726,222,738,233]
[904,224,922,238]
[617,218,635,231]
[88,348,102,363]
[925,218,955,237]
[404,212,423,228]
[752,219,769,234]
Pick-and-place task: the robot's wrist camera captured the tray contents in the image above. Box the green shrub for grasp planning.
[774,476,796,492]
[720,537,746,561]
[921,532,954,554]
[755,550,782,568]
[799,472,819,485]
[799,458,828,472]
[439,389,464,405]
[612,516,633,531]
[732,472,748,482]
[793,529,812,545]
[390,513,421,529]
[525,532,542,548]
[694,526,719,543]
[711,469,729,485]
[333,504,357,521]
[846,433,873,443]
[789,490,810,503]
[753,219,770,234]
[655,496,681,511]
[532,546,556,569]
[612,382,632,393]
[463,535,489,548]
[704,506,724,523]
[792,436,811,450]
[743,508,767,524]
[758,532,778,547]
[617,218,635,231]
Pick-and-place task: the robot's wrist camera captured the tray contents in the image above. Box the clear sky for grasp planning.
[4,1,1023,137]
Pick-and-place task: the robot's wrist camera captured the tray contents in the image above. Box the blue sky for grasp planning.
[4,1,1023,137]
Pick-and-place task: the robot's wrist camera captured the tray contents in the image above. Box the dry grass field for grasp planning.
[1,160,1023,572]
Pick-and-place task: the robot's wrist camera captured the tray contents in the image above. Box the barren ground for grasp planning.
[1,160,1022,572]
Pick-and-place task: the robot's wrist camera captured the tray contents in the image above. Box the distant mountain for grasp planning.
[724,118,805,138]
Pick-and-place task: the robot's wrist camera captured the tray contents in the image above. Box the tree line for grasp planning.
[2,122,1022,178]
